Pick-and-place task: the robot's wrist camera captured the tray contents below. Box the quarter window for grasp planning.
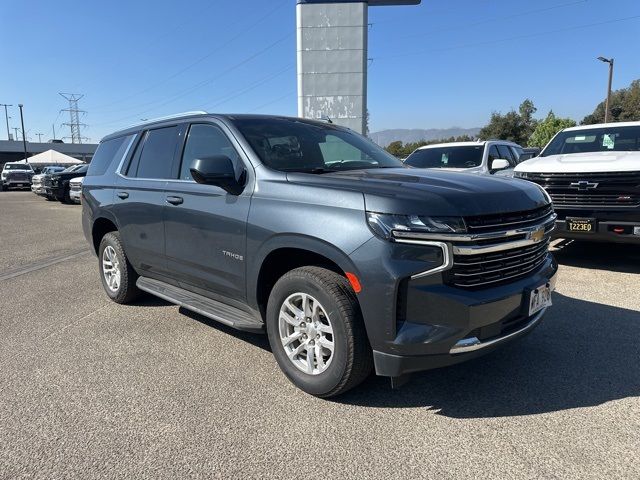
[180,124,240,181]
[87,134,135,176]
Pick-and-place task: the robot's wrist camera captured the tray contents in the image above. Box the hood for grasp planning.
[516,151,640,173]
[53,170,87,180]
[286,168,547,216]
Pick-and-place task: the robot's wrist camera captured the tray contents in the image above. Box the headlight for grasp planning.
[513,171,529,179]
[367,212,466,240]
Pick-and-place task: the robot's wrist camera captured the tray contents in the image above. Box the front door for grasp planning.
[164,122,252,302]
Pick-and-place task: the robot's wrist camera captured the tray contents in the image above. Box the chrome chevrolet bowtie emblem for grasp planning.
[570,180,599,191]
[530,228,545,243]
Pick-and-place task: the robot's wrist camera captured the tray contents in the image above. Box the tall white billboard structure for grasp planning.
[297,0,421,134]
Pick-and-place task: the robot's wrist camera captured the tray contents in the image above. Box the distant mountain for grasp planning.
[370,128,481,147]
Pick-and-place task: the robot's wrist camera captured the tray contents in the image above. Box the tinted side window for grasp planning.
[87,135,135,176]
[488,145,500,162]
[131,126,179,179]
[496,145,515,165]
[179,124,240,181]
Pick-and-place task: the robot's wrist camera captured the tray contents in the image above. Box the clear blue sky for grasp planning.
[1,0,639,143]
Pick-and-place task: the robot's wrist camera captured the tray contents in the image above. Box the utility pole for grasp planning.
[36,133,44,142]
[597,56,614,123]
[18,104,28,162]
[52,123,56,141]
[0,104,11,140]
[13,127,19,141]
[59,92,87,144]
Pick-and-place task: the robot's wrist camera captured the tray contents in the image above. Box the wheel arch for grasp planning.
[91,213,120,254]
[250,235,360,320]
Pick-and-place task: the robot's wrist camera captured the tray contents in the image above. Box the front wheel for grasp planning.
[266,266,373,397]
[98,232,140,304]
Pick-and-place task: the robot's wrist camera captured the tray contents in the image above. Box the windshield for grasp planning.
[62,165,82,173]
[404,145,484,169]
[4,163,31,170]
[542,125,640,156]
[231,117,403,173]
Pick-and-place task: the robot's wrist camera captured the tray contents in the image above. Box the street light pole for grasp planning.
[597,56,614,123]
[18,104,29,162]
[36,133,44,143]
[0,104,12,140]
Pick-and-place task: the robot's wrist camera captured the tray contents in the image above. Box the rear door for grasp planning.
[113,125,181,279]
[163,121,252,302]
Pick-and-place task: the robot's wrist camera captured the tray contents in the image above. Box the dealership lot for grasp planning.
[0,191,638,479]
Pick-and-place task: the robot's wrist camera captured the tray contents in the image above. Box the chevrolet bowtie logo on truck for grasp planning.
[570,180,599,191]
[530,228,546,243]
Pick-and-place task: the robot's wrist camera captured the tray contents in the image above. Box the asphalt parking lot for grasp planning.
[0,191,638,479]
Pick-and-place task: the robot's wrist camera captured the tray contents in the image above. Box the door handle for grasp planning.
[166,195,183,205]
[117,191,129,199]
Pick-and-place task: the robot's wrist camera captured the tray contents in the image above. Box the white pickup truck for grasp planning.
[514,121,640,244]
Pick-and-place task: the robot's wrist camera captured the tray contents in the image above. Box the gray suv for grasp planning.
[83,112,558,397]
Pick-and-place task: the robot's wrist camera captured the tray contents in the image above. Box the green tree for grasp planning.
[528,111,576,148]
[582,79,640,124]
[478,99,538,146]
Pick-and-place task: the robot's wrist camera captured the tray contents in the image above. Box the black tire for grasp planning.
[1,184,7,191]
[45,195,55,201]
[98,231,141,304]
[266,266,373,397]
[62,185,71,204]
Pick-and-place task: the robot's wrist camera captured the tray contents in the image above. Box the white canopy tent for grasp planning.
[24,149,84,166]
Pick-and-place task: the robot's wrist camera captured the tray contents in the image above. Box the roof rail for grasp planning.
[121,111,208,131]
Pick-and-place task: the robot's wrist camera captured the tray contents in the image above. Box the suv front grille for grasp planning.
[446,239,550,288]
[464,204,553,232]
[525,171,640,208]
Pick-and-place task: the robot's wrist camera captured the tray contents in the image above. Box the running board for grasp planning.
[136,277,264,334]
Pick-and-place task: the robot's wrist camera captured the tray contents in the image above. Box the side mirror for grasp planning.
[490,158,510,172]
[190,155,245,195]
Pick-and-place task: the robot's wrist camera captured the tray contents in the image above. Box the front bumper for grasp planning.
[69,189,82,203]
[372,258,557,377]
[31,185,46,195]
[44,185,64,199]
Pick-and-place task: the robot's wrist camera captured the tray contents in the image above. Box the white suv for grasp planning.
[404,140,525,176]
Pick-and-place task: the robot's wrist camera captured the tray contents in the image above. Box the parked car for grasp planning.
[1,162,34,190]
[31,166,66,196]
[69,176,84,203]
[83,113,557,397]
[404,140,525,177]
[44,164,88,203]
[514,121,640,244]
[519,147,541,161]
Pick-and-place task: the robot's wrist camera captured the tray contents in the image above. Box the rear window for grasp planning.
[87,134,135,176]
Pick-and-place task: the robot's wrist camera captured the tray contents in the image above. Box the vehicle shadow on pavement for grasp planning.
[337,292,640,417]
[552,239,640,273]
[178,307,271,352]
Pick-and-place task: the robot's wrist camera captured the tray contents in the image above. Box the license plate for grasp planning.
[566,217,596,233]
[529,283,553,316]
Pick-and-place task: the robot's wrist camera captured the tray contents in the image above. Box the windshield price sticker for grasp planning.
[602,134,615,149]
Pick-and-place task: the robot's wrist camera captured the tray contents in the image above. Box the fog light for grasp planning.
[634,227,640,236]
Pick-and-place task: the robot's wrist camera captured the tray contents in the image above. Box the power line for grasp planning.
[59,93,89,144]
[398,0,588,40]
[249,92,295,113]
[201,64,294,111]
[377,14,640,60]
[93,32,293,128]
[89,0,289,113]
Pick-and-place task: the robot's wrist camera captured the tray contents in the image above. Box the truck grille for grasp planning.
[8,172,28,181]
[447,239,550,288]
[525,171,640,208]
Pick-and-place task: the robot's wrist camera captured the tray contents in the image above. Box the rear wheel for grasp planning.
[266,266,372,397]
[98,232,140,304]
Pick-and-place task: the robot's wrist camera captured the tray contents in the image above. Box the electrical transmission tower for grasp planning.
[59,93,88,144]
